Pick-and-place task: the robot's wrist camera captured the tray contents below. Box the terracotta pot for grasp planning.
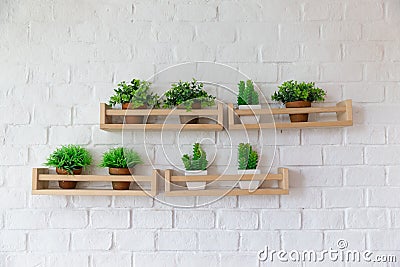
[56,168,82,189]
[122,103,147,124]
[109,167,131,190]
[285,101,311,122]
[178,102,201,124]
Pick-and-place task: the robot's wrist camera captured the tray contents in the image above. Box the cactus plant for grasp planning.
[182,143,208,171]
[237,80,259,105]
[238,143,259,170]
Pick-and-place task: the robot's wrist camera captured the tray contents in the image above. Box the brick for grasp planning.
[261,210,301,230]
[198,231,239,251]
[282,231,323,250]
[47,253,89,267]
[158,231,197,251]
[197,196,237,208]
[366,146,400,165]
[388,166,400,186]
[291,167,343,187]
[175,210,215,229]
[303,210,344,230]
[134,253,176,267]
[30,195,67,208]
[325,231,366,250]
[72,196,112,207]
[176,253,219,267]
[218,1,262,22]
[324,146,364,165]
[363,22,400,41]
[133,210,172,229]
[6,254,46,267]
[369,188,400,207]
[0,189,26,208]
[366,63,400,81]
[29,230,69,252]
[91,209,130,229]
[343,84,384,103]
[280,23,320,41]
[302,128,343,145]
[176,4,217,21]
[344,43,383,61]
[218,210,258,230]
[113,196,154,208]
[217,44,259,63]
[345,1,383,20]
[260,129,300,146]
[5,125,47,145]
[220,254,259,267]
[49,210,88,229]
[321,22,362,40]
[115,230,155,251]
[280,146,322,166]
[240,231,280,251]
[321,63,363,82]
[261,0,301,21]
[387,126,400,144]
[0,231,26,252]
[324,188,364,208]
[237,63,278,83]
[238,195,279,209]
[304,1,343,21]
[346,208,388,229]
[281,188,322,209]
[0,147,28,166]
[49,126,91,145]
[5,210,47,229]
[153,23,195,43]
[33,105,71,126]
[261,44,299,62]
[368,231,400,250]
[345,167,385,186]
[303,43,342,62]
[280,63,319,81]
[71,231,112,251]
[237,23,278,44]
[92,253,132,267]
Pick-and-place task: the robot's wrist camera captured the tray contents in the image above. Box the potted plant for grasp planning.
[271,80,326,122]
[237,80,260,124]
[163,79,215,124]
[45,145,92,189]
[108,79,159,124]
[237,143,260,190]
[99,147,143,190]
[181,143,208,190]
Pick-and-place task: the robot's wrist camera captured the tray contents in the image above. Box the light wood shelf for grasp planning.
[100,103,224,131]
[32,168,158,196]
[164,168,289,196]
[228,100,353,129]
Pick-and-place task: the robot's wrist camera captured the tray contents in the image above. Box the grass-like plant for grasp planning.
[99,147,143,168]
[45,145,92,174]
[163,78,215,111]
[182,143,208,171]
[238,143,259,170]
[108,79,160,108]
[237,80,259,105]
[271,80,326,104]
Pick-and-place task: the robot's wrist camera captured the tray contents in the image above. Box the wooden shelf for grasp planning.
[228,100,353,129]
[164,168,289,196]
[32,168,158,196]
[100,103,224,131]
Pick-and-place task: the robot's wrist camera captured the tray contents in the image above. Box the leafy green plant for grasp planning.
[238,143,258,170]
[271,80,326,104]
[182,143,208,171]
[108,79,160,108]
[163,78,215,111]
[45,145,92,174]
[99,147,143,168]
[238,80,259,105]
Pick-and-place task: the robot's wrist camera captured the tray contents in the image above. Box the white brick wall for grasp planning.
[1,0,399,265]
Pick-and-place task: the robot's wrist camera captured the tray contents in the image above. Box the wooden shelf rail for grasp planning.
[164,168,289,196]
[32,168,159,196]
[100,103,224,131]
[228,100,353,129]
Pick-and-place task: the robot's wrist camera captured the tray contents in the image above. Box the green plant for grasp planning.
[130,81,161,108]
[108,79,141,105]
[238,143,258,170]
[182,143,208,171]
[237,80,259,105]
[271,80,326,104]
[45,145,92,174]
[163,78,215,111]
[99,147,143,168]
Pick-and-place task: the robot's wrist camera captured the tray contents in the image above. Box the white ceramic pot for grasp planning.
[239,105,261,124]
[185,170,207,190]
[237,169,261,190]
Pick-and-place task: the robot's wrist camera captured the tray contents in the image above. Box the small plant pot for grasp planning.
[185,170,207,190]
[56,167,82,189]
[285,101,311,123]
[237,169,261,190]
[109,167,131,190]
[179,102,201,124]
[122,103,147,124]
[239,105,261,124]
